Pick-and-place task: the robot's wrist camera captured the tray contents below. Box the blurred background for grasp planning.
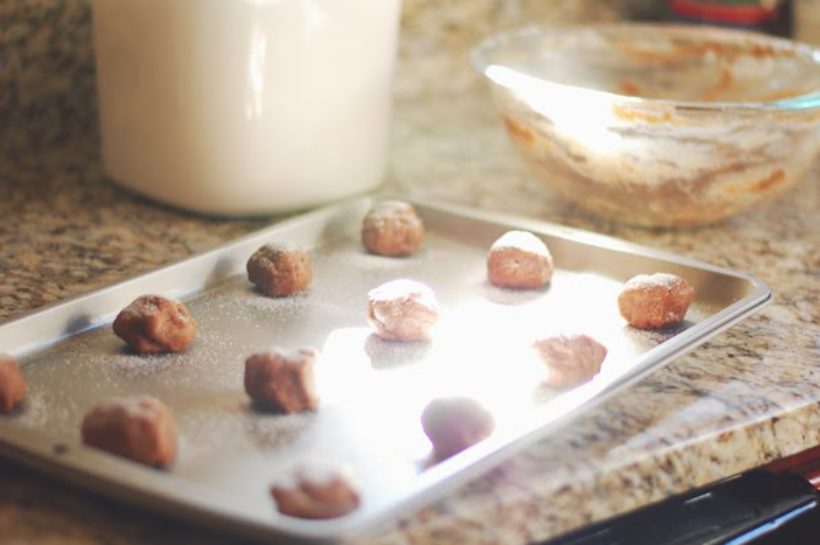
[2,0,812,165]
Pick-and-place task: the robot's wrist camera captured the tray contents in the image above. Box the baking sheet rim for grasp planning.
[0,195,772,543]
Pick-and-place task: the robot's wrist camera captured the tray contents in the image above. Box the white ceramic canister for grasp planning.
[93,0,401,215]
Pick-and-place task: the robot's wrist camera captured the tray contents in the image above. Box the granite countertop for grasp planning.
[2,1,820,544]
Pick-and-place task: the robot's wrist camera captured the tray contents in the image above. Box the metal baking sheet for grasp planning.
[0,197,770,544]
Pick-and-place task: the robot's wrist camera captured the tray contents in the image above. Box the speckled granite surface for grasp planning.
[2,0,820,544]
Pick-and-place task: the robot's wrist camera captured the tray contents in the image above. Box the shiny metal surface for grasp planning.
[0,197,770,544]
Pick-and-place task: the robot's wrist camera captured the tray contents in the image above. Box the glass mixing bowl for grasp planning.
[472,24,820,227]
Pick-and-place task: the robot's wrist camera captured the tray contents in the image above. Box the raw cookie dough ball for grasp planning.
[367,279,439,342]
[487,231,554,289]
[271,465,360,519]
[0,355,27,414]
[247,244,312,297]
[244,348,319,413]
[533,334,608,389]
[361,201,425,256]
[81,395,177,468]
[618,273,695,329]
[113,295,197,354]
[421,397,494,460]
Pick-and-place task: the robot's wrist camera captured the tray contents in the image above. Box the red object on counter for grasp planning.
[765,444,820,490]
[669,0,780,24]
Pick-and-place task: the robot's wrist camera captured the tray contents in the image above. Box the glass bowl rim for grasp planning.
[470,23,820,113]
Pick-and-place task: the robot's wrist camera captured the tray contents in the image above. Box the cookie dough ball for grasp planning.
[0,355,27,414]
[367,279,439,342]
[113,295,197,354]
[81,395,177,468]
[618,273,695,329]
[487,231,554,289]
[245,348,319,413]
[534,334,608,389]
[271,465,360,519]
[421,397,494,460]
[247,244,312,297]
[361,201,425,257]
